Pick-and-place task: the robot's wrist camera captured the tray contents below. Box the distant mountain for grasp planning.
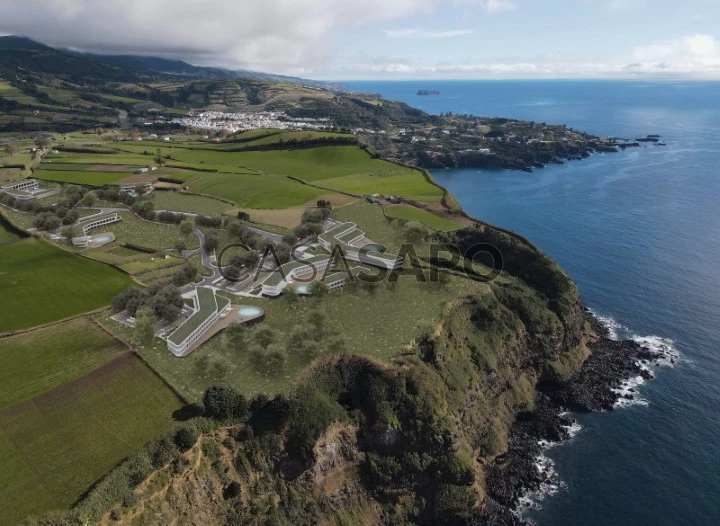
[81,52,319,84]
[79,53,239,79]
[0,35,318,85]
[0,36,141,82]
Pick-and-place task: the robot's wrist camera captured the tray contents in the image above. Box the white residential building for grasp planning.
[166,287,231,356]
[72,213,121,247]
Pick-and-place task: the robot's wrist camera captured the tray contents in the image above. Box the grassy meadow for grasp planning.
[0,318,127,410]
[187,172,329,208]
[0,353,182,525]
[385,204,462,231]
[0,238,134,333]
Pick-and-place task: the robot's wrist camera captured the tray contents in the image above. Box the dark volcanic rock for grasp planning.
[471,312,668,524]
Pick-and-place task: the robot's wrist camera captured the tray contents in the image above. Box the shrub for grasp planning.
[174,426,199,451]
[286,386,347,461]
[203,386,250,422]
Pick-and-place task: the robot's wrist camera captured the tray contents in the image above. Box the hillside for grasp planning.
[0,36,634,172]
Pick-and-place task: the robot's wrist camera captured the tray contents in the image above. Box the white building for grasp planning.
[119,182,154,194]
[166,287,231,356]
[261,255,333,297]
[1,179,39,192]
[318,222,403,270]
[72,213,121,247]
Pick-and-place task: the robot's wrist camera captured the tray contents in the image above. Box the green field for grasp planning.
[152,191,231,215]
[0,318,126,410]
[45,152,152,165]
[187,172,329,209]
[171,145,444,202]
[0,217,20,245]
[0,353,182,524]
[174,145,407,180]
[35,169,130,185]
[385,204,462,231]
[0,239,134,333]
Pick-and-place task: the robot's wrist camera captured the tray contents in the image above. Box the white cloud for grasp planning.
[0,0,439,73]
[627,34,720,75]
[384,28,473,38]
[324,34,720,79]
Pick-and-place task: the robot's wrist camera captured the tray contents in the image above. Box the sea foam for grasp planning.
[591,311,679,408]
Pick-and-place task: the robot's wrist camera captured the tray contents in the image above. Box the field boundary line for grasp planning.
[92,317,191,405]
[0,310,109,340]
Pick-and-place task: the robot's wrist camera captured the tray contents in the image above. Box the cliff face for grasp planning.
[94,223,594,526]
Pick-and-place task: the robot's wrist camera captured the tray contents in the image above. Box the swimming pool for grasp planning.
[238,306,263,317]
[88,233,115,248]
[295,285,310,295]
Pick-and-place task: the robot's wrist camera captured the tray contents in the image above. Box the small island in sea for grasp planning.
[417,89,440,95]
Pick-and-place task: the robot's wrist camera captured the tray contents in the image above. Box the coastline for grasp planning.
[474,311,678,524]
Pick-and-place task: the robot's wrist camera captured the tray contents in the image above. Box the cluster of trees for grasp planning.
[111,284,184,322]
[0,185,97,233]
[131,198,156,221]
[195,215,225,228]
[218,309,345,379]
[171,261,198,287]
[94,186,138,207]
[32,211,62,231]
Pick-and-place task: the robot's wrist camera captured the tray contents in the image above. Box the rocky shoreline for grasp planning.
[471,311,672,525]
[404,135,666,174]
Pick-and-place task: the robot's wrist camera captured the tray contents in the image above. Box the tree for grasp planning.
[148,285,184,321]
[179,219,194,237]
[309,281,328,297]
[174,426,199,452]
[80,192,97,207]
[203,229,219,252]
[307,310,326,337]
[316,199,332,209]
[237,211,250,221]
[5,144,17,157]
[249,344,286,375]
[222,322,246,352]
[134,307,156,348]
[203,386,249,421]
[174,238,187,255]
[172,262,197,287]
[34,137,51,149]
[254,326,278,348]
[283,285,298,304]
[60,225,78,244]
[62,209,79,226]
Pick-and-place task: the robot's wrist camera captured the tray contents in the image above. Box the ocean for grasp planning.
[345,80,720,525]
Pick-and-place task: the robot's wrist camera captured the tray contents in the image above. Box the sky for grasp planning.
[1,0,719,79]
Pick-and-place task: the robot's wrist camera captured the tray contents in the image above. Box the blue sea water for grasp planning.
[345,80,720,525]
